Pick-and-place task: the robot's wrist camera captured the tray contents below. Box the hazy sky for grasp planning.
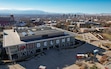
[0,0,111,13]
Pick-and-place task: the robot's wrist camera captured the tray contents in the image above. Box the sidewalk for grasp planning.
[8,64,26,69]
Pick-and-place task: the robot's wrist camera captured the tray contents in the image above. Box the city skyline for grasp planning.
[0,0,111,14]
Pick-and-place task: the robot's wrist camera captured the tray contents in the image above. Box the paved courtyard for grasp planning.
[0,42,105,69]
[17,43,105,69]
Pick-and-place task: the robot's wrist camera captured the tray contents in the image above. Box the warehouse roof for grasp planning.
[3,26,70,47]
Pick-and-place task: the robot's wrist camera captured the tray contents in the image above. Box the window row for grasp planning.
[10,38,71,51]
[36,38,70,48]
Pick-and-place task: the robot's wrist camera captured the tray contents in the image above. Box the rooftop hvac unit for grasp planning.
[22,32,27,36]
[28,30,35,35]
[31,29,36,31]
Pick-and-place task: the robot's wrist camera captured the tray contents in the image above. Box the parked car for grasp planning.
[38,65,46,69]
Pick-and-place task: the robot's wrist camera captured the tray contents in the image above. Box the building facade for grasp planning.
[3,26,75,61]
[0,15,15,27]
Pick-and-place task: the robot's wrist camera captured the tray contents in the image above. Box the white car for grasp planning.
[39,65,46,69]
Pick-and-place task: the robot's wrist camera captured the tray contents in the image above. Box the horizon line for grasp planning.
[0,9,111,14]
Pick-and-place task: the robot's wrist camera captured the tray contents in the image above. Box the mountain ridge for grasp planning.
[0,9,111,15]
[0,9,49,14]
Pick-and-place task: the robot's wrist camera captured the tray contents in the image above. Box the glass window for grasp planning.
[27,43,33,49]
[10,46,18,53]
[50,41,53,45]
[19,45,26,51]
[62,38,65,42]
[37,43,41,48]
[56,40,60,44]
[44,42,47,46]
[67,38,70,41]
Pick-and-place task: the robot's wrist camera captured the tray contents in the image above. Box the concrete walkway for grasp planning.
[8,64,26,69]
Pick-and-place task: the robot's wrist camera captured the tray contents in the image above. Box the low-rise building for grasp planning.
[76,21,100,28]
[67,25,76,32]
[3,26,75,61]
[79,28,97,33]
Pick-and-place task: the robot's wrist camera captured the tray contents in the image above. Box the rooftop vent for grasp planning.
[32,29,36,31]
[28,30,35,35]
[22,32,27,36]
[41,29,44,30]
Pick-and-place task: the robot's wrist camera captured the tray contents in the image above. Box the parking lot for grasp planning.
[0,41,105,69]
[16,43,104,69]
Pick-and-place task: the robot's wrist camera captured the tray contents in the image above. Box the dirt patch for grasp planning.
[101,33,111,41]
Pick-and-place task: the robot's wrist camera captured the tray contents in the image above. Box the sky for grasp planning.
[0,0,111,14]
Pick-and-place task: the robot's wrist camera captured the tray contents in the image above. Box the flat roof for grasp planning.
[3,27,71,47]
[77,22,100,24]
[18,29,63,37]
[3,29,25,47]
[16,26,63,37]
[16,26,66,41]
